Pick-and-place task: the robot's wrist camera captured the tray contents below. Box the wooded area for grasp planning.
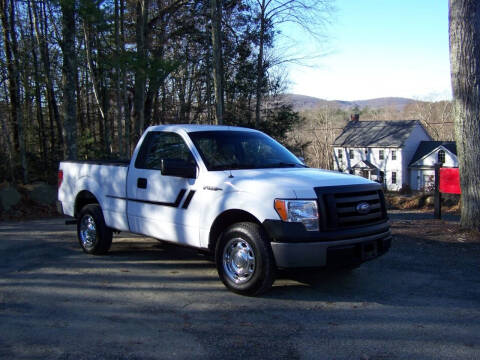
[0,0,331,184]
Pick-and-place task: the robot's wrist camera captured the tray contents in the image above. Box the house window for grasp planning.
[338,149,343,159]
[392,150,396,160]
[379,150,384,160]
[438,150,445,164]
[349,149,354,160]
[392,171,397,184]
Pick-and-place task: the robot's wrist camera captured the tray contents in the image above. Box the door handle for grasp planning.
[137,178,147,189]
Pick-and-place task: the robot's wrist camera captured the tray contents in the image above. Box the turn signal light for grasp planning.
[274,199,288,221]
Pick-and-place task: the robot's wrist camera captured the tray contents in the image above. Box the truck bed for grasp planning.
[59,161,130,231]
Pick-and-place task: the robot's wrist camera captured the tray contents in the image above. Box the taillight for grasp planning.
[58,170,63,189]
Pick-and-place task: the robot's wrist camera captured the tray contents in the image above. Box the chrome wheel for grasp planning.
[79,215,97,251]
[222,238,256,284]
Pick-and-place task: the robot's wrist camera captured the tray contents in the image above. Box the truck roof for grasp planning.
[146,124,259,133]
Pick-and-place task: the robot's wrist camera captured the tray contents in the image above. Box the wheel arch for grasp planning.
[208,209,262,252]
[75,190,100,218]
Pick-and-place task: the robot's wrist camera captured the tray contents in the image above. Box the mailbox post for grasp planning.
[434,164,442,219]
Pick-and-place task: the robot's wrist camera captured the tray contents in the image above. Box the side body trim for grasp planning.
[107,189,187,208]
[182,190,196,209]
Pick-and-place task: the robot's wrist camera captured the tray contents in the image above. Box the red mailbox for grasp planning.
[439,168,461,194]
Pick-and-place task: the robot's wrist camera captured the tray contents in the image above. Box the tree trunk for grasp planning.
[120,0,131,155]
[114,0,123,156]
[145,85,159,127]
[206,58,212,123]
[83,21,106,135]
[42,1,64,155]
[0,0,28,183]
[0,0,18,153]
[60,0,77,160]
[255,0,266,128]
[209,0,224,125]
[27,0,47,169]
[161,82,167,124]
[449,0,480,230]
[134,0,149,139]
[152,91,160,125]
[102,84,111,154]
[0,110,14,181]
[31,0,63,159]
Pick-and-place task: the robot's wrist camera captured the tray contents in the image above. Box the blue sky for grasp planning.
[282,0,451,101]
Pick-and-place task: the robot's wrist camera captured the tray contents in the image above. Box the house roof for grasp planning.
[333,120,423,147]
[352,160,378,170]
[409,141,457,166]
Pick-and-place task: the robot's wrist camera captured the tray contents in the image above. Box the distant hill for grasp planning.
[281,94,415,112]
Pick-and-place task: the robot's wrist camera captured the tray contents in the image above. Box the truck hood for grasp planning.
[214,167,375,199]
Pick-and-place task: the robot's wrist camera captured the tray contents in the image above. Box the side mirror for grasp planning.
[161,159,197,179]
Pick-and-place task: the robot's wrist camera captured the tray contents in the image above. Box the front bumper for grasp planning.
[264,220,391,268]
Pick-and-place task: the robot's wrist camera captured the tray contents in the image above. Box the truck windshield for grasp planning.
[188,130,306,171]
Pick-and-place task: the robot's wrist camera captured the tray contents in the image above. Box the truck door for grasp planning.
[126,131,198,245]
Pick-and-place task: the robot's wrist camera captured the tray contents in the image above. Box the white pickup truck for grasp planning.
[58,125,391,295]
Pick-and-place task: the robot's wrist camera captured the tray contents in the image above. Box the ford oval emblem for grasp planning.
[356,202,371,214]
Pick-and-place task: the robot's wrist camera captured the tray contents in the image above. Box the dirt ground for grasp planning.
[1,211,479,359]
[388,209,480,244]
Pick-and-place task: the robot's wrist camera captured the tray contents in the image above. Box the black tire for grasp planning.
[77,204,112,255]
[215,222,276,296]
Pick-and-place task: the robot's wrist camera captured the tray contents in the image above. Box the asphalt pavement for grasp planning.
[0,217,479,360]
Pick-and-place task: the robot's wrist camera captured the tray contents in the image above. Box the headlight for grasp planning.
[274,199,319,231]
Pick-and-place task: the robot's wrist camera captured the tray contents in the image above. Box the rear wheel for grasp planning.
[77,204,112,255]
[216,222,276,296]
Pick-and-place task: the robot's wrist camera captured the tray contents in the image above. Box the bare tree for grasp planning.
[210,0,224,124]
[114,0,123,156]
[60,0,77,160]
[0,111,14,181]
[27,0,47,168]
[253,0,333,127]
[305,105,338,169]
[31,0,63,157]
[0,0,28,182]
[449,0,480,230]
[134,0,149,139]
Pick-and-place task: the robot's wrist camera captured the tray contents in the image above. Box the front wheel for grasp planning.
[77,204,112,255]
[216,222,276,296]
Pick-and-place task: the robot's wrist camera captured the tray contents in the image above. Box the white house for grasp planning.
[408,141,458,191]
[332,118,432,191]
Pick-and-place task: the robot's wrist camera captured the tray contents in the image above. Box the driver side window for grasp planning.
[135,132,195,170]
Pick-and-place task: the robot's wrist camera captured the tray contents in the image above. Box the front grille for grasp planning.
[315,184,387,230]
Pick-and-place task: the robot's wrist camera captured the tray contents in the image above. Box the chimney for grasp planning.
[350,113,360,122]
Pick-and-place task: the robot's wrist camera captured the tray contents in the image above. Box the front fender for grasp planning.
[198,190,281,247]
